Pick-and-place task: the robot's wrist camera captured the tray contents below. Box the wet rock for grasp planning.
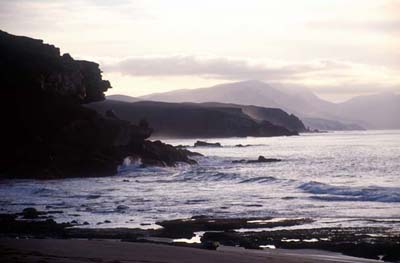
[179,148,203,157]
[202,241,220,250]
[141,158,167,167]
[194,141,222,147]
[235,144,251,147]
[22,208,40,219]
[232,159,247,164]
[248,156,281,163]
[200,227,400,261]
[157,216,313,235]
[116,205,129,211]
[233,155,281,164]
[175,145,190,149]
[104,220,111,223]
[0,213,71,238]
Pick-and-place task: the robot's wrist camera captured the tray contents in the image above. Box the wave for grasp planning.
[239,176,278,184]
[299,181,400,203]
[178,171,242,182]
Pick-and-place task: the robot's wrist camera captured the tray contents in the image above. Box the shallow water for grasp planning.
[1,130,400,230]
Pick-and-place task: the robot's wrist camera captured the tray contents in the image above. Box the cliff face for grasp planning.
[0,30,195,178]
[240,106,307,132]
[0,31,109,102]
[87,100,298,138]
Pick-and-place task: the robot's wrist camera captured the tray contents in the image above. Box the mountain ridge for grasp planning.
[136,80,399,130]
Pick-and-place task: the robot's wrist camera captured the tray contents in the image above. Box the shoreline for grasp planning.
[1,211,399,262]
[0,238,383,263]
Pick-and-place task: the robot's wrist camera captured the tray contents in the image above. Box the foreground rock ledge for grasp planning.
[1,213,399,262]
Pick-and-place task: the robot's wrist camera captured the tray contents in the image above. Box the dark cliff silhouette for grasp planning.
[0,30,196,178]
[87,100,299,138]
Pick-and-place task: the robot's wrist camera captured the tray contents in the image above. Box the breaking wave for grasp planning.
[299,181,400,203]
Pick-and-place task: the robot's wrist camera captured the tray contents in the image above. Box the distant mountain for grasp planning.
[303,118,365,131]
[106,94,139,102]
[335,93,400,129]
[87,100,300,138]
[140,80,400,130]
[140,80,336,119]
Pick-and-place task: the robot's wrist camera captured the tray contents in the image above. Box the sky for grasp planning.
[1,0,399,102]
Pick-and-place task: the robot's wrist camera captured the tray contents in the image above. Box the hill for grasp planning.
[87,100,300,138]
[140,80,399,130]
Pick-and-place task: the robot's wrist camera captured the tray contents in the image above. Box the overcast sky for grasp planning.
[1,0,399,102]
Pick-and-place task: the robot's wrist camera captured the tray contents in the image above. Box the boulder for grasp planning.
[194,141,222,147]
[22,208,40,219]
[233,156,282,164]
[248,155,282,163]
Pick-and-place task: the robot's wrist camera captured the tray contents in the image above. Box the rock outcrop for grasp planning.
[0,30,196,178]
[194,141,222,147]
[232,156,282,164]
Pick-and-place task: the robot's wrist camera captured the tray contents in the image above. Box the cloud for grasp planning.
[0,0,150,34]
[103,56,350,81]
[102,55,400,97]
[307,19,400,34]
[307,1,400,35]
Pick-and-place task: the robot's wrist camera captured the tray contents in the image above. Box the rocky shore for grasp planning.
[0,30,197,179]
[1,210,399,262]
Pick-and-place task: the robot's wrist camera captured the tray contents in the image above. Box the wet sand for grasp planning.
[0,238,381,263]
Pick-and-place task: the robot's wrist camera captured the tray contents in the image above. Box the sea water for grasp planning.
[1,130,399,230]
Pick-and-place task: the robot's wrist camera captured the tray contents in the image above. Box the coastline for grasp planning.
[0,238,382,263]
[1,210,399,262]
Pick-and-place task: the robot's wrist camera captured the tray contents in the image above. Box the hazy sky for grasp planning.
[1,0,399,102]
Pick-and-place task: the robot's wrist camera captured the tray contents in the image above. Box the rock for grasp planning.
[104,220,111,223]
[175,145,190,149]
[179,149,203,157]
[83,221,89,225]
[105,109,119,119]
[137,140,197,167]
[0,213,71,238]
[0,30,197,179]
[232,159,247,164]
[22,208,40,219]
[232,156,281,164]
[157,216,312,235]
[116,205,129,211]
[248,155,281,163]
[202,241,220,250]
[141,158,167,167]
[194,141,222,147]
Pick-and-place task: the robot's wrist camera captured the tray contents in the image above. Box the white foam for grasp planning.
[299,181,400,203]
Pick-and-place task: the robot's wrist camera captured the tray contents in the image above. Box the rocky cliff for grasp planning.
[87,100,298,138]
[0,30,196,178]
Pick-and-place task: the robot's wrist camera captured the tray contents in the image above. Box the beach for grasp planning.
[0,238,382,263]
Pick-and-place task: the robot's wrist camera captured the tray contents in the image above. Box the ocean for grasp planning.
[1,130,399,231]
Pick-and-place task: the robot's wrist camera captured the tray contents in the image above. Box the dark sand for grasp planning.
[0,238,382,263]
